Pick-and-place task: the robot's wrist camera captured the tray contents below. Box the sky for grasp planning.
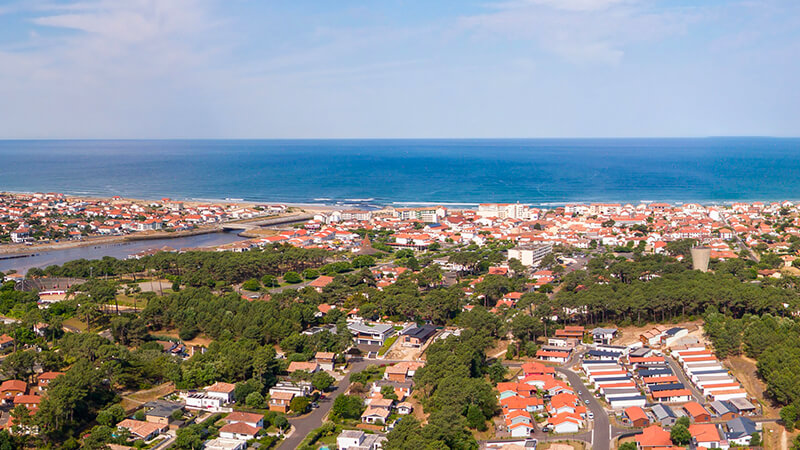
[0,0,799,139]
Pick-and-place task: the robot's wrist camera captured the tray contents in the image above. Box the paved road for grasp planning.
[555,366,611,450]
[278,359,369,449]
[278,358,409,449]
[665,355,705,403]
[720,213,758,262]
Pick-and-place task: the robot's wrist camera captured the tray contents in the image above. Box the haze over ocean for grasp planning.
[1,138,799,206]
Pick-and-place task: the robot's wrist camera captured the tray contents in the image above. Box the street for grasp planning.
[278,359,369,449]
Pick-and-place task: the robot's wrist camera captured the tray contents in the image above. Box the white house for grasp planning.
[219,422,260,441]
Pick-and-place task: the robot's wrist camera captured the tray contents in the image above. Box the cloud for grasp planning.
[459,0,692,64]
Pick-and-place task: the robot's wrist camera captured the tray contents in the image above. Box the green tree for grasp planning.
[284,272,302,284]
[465,404,487,431]
[670,423,691,445]
[241,279,261,291]
[290,396,310,413]
[246,391,265,408]
[331,395,365,420]
[261,274,278,287]
[311,371,335,392]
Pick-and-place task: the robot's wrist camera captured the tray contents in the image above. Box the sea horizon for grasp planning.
[2,137,800,207]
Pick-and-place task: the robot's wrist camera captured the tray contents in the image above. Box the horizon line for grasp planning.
[0,135,798,141]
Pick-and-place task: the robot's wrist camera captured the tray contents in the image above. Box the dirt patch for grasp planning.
[152,328,215,347]
[726,354,775,417]
[120,382,175,412]
[487,338,512,359]
[385,341,422,361]
[408,394,429,424]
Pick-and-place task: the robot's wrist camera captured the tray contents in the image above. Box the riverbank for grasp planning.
[0,225,224,257]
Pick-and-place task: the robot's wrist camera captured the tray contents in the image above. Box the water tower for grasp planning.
[690,247,711,272]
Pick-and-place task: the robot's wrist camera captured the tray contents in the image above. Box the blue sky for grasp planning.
[0,0,798,138]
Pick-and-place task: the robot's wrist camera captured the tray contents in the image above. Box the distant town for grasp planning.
[0,194,797,450]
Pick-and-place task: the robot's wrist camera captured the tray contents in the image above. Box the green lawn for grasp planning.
[378,335,398,356]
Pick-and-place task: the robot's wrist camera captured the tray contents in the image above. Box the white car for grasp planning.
[588,412,594,419]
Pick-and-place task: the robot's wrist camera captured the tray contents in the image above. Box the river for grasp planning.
[0,231,247,274]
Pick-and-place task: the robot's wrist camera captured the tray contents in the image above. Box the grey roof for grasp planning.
[608,395,646,402]
[339,429,365,439]
[652,403,676,419]
[629,347,652,358]
[638,368,673,377]
[592,328,618,335]
[144,400,183,417]
[728,397,756,411]
[709,400,735,416]
[649,383,685,392]
[726,417,757,439]
[586,350,623,358]
[401,325,438,340]
[349,322,393,335]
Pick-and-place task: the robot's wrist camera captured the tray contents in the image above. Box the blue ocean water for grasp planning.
[0,138,799,206]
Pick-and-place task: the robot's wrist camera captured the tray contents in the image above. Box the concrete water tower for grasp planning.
[690,247,711,272]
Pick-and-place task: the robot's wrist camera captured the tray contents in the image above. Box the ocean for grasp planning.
[1,138,799,206]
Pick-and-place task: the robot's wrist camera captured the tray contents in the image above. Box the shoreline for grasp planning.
[5,189,800,210]
[0,225,226,257]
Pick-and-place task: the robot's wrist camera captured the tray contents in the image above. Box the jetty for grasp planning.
[221,213,313,231]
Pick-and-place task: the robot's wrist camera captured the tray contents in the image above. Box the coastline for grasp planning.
[0,191,336,257]
[0,225,224,257]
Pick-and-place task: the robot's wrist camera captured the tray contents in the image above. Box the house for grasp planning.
[287,361,319,374]
[268,391,295,413]
[683,401,711,423]
[310,276,334,292]
[205,382,236,403]
[591,327,618,345]
[508,421,535,437]
[337,430,387,450]
[117,419,166,441]
[204,438,247,450]
[624,406,650,427]
[219,422,261,441]
[689,423,728,449]
[635,425,672,449]
[728,397,757,415]
[400,325,438,348]
[225,411,264,428]
[651,389,692,403]
[361,406,391,425]
[536,349,570,363]
[651,404,678,427]
[13,395,41,410]
[267,381,311,412]
[0,334,14,351]
[397,402,413,415]
[708,400,738,421]
[726,417,757,446]
[183,393,224,412]
[547,412,583,434]
[348,322,395,346]
[314,351,336,371]
[35,372,64,391]
[0,380,27,403]
[143,401,183,426]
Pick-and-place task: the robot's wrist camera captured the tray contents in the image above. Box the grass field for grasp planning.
[378,335,398,356]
